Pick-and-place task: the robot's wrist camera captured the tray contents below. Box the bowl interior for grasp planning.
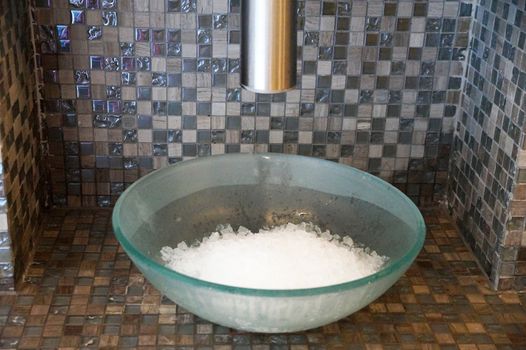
[114,154,425,291]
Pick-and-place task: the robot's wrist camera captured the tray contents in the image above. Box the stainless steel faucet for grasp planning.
[241,0,297,93]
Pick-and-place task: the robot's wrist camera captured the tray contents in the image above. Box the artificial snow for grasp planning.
[160,222,388,289]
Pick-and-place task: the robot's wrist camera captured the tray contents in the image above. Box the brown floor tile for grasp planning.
[0,208,526,349]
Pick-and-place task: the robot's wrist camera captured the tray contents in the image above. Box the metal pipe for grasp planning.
[241,0,297,93]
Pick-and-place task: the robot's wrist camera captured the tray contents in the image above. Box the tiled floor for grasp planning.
[1,208,526,349]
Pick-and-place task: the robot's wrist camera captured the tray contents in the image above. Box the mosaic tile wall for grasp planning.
[448,0,526,290]
[0,0,46,291]
[32,0,471,207]
[0,145,11,292]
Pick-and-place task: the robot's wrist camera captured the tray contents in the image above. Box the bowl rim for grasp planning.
[112,153,426,297]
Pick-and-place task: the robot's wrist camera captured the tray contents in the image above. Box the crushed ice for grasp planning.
[161,222,388,289]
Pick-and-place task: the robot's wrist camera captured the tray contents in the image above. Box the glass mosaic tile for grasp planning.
[87,26,102,40]
[102,11,117,26]
[70,10,85,24]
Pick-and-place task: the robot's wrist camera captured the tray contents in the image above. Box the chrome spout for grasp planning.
[241,0,297,93]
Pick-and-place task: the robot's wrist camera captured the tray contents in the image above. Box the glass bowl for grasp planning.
[112,154,425,333]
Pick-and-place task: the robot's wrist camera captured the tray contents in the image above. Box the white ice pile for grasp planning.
[160,222,388,289]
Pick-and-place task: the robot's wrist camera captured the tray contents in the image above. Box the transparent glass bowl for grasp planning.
[112,154,425,333]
